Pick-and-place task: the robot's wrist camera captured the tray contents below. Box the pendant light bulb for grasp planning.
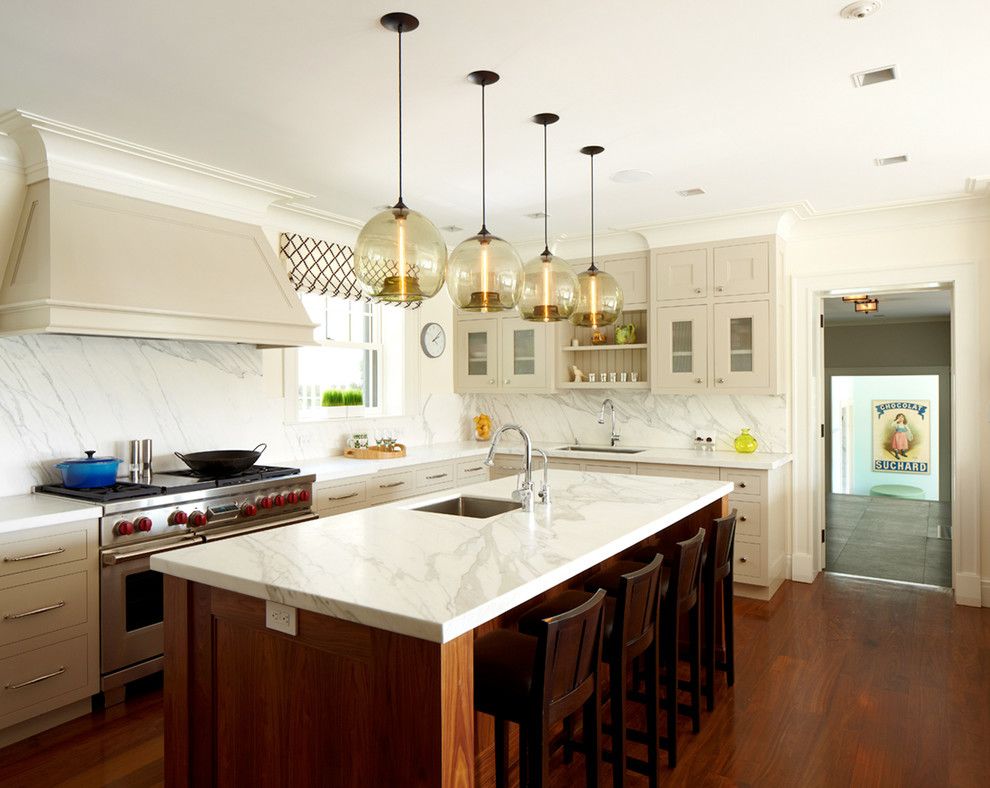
[445,71,523,312]
[353,13,447,303]
[570,145,623,328]
[519,113,579,323]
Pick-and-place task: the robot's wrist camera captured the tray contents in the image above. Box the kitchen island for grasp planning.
[153,469,731,787]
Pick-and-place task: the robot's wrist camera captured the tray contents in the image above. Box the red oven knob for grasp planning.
[169,510,188,526]
[241,503,258,517]
[273,494,286,507]
[135,516,153,532]
[115,520,135,536]
[190,511,207,527]
[258,496,273,510]
[287,491,299,505]
[299,489,311,503]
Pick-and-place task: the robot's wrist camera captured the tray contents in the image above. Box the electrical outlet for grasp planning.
[265,600,297,636]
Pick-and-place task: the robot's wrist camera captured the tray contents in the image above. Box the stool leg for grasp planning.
[495,718,508,788]
[724,575,735,687]
[584,694,602,788]
[519,723,530,788]
[704,579,716,712]
[663,613,678,769]
[610,657,626,788]
[529,721,550,788]
[562,717,575,764]
[688,602,701,734]
[645,639,661,788]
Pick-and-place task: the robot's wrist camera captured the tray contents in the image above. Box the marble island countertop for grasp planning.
[152,470,731,643]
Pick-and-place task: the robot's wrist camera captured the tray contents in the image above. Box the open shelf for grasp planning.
[557,381,650,390]
[561,343,648,352]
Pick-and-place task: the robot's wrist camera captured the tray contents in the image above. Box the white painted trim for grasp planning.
[790,262,982,606]
[981,579,990,607]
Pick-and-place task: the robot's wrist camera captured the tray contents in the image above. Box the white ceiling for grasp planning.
[823,289,952,324]
[1,1,989,243]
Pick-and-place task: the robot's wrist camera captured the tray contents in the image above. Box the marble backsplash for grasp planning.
[0,335,465,497]
[463,391,788,454]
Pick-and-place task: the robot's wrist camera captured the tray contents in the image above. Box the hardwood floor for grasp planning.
[0,574,987,787]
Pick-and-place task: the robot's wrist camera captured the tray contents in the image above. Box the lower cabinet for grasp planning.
[0,519,100,741]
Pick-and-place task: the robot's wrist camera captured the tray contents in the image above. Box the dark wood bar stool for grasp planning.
[702,511,738,711]
[518,555,664,788]
[474,589,607,788]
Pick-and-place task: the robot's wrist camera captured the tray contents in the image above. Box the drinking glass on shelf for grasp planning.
[588,373,597,383]
[630,372,639,383]
[620,372,628,383]
[608,372,617,383]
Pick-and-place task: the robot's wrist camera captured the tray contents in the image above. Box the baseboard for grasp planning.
[953,572,982,607]
[790,551,816,584]
[0,698,92,748]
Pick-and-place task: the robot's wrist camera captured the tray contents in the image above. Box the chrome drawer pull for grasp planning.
[425,473,448,480]
[327,492,359,501]
[3,547,65,563]
[5,666,66,690]
[462,466,484,473]
[379,481,405,489]
[4,601,65,621]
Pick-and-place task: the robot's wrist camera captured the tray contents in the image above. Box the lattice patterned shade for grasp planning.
[279,232,421,309]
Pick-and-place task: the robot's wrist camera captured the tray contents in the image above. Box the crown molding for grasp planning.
[273,201,364,230]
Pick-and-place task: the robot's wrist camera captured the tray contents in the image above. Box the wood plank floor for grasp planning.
[0,574,987,787]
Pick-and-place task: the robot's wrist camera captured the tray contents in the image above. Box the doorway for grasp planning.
[822,291,952,586]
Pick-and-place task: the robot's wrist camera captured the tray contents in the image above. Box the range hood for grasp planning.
[0,111,318,347]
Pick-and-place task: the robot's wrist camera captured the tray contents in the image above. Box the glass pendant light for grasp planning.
[519,114,579,322]
[445,71,522,312]
[353,13,446,303]
[570,145,623,331]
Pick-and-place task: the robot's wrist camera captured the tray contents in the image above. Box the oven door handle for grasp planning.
[101,535,202,566]
[200,514,319,542]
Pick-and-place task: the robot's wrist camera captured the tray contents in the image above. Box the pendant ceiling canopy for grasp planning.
[445,70,523,313]
[352,12,447,304]
[519,113,579,323]
[570,145,623,328]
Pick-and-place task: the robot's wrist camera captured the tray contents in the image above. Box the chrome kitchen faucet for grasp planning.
[598,398,620,446]
[484,423,540,512]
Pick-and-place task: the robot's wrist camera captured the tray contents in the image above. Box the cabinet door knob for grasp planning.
[694,378,703,384]
[716,286,724,292]
[694,287,702,294]
[740,516,748,522]
[489,378,495,384]
[739,482,747,488]
[504,379,510,385]
[739,557,748,563]
[717,378,725,384]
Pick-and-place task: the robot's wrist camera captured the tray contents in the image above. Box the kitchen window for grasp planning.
[287,295,392,420]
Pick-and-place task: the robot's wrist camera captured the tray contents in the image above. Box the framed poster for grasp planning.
[872,400,930,474]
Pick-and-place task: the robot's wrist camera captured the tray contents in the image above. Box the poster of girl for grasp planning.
[889,412,913,459]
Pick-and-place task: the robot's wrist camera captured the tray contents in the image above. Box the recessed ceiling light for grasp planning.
[875,154,909,167]
[852,65,897,87]
[525,212,548,220]
[611,169,653,184]
[676,187,706,197]
[440,225,462,233]
[840,1,883,20]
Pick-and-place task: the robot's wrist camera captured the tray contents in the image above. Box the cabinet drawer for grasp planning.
[0,633,90,718]
[0,527,89,578]
[548,458,583,471]
[368,469,417,502]
[720,469,763,498]
[637,464,720,480]
[416,463,455,490]
[733,540,763,582]
[583,461,637,475]
[456,458,490,483]
[0,571,88,647]
[314,479,367,514]
[730,499,762,539]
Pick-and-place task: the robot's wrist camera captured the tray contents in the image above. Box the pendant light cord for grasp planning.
[396,24,404,206]
[589,150,596,270]
[480,83,487,234]
[542,123,549,255]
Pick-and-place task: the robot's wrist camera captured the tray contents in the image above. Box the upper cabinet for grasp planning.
[654,248,709,301]
[601,253,649,310]
[656,240,769,302]
[454,314,552,393]
[712,242,770,297]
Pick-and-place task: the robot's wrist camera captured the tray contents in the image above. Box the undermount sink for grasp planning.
[412,495,521,519]
[554,445,646,455]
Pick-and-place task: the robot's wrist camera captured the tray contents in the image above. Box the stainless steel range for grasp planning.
[38,465,316,704]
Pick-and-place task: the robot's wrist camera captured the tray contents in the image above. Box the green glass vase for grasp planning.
[733,428,758,454]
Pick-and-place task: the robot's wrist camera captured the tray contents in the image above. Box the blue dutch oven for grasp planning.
[55,450,123,489]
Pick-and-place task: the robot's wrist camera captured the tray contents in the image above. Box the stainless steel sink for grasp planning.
[412,496,521,519]
[553,445,646,455]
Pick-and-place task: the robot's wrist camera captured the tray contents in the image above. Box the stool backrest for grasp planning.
[614,554,663,655]
[707,511,738,582]
[536,588,606,726]
[667,528,705,613]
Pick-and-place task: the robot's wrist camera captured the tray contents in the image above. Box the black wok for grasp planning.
[174,443,267,476]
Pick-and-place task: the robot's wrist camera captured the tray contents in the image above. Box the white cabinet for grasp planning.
[655,304,709,391]
[601,253,649,310]
[455,315,552,394]
[712,241,769,297]
[654,248,709,301]
[712,300,771,390]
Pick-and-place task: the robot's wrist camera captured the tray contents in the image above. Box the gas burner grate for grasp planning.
[167,465,302,486]
[36,482,165,503]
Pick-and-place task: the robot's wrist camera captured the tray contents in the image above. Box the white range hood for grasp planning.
[0,111,319,347]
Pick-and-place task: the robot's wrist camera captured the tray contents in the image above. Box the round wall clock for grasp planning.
[420,322,446,358]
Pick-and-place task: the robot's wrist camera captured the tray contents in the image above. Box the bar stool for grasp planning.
[702,511,738,710]
[474,589,607,788]
[518,555,664,788]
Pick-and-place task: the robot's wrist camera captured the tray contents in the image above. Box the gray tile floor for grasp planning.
[825,493,951,586]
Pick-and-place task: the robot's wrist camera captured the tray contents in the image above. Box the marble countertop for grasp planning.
[0,494,102,535]
[152,470,732,643]
[297,441,489,482]
[496,443,792,470]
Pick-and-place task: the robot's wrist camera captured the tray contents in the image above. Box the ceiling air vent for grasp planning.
[875,154,909,167]
[676,187,706,197]
[852,65,897,87]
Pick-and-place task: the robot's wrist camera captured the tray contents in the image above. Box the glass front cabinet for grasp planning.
[655,304,709,391]
[454,316,551,393]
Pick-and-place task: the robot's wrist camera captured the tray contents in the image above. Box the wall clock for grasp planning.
[420,322,446,358]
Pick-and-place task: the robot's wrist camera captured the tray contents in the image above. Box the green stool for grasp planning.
[870,484,925,499]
